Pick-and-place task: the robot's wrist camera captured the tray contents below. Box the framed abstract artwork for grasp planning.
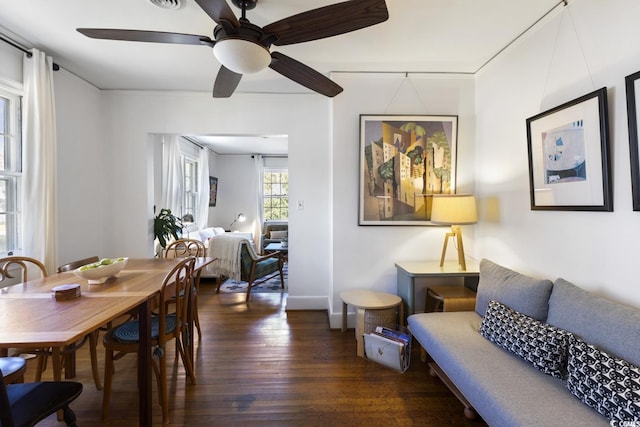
[358,115,458,225]
[626,70,640,211]
[525,88,612,211]
[209,176,218,207]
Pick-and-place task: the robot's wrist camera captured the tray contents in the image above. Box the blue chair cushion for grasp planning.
[239,244,281,281]
[252,258,280,278]
[0,357,26,379]
[112,314,177,343]
[6,381,83,427]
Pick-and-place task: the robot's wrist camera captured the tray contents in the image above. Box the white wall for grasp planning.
[54,69,107,265]
[475,0,640,308]
[97,91,331,309]
[211,154,258,232]
[0,45,109,267]
[6,0,640,319]
[330,73,476,327]
[0,40,22,84]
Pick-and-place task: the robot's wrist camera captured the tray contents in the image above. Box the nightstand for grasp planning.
[395,260,479,322]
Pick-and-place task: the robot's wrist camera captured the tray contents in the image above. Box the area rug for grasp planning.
[218,264,288,294]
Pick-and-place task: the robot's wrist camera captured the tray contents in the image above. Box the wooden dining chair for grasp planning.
[0,357,26,384]
[0,367,83,427]
[163,239,206,259]
[0,256,102,390]
[0,256,52,381]
[163,239,206,339]
[101,256,197,424]
[0,256,47,284]
[57,256,103,391]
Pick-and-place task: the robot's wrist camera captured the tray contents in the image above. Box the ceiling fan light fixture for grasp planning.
[213,38,271,74]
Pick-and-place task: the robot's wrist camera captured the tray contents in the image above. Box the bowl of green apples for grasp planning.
[73,257,128,284]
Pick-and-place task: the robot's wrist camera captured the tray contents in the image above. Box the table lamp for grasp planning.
[430,194,477,271]
[229,213,246,230]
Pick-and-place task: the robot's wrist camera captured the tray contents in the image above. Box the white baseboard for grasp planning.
[285,295,329,311]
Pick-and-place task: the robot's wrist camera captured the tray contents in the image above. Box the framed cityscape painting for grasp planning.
[526,88,611,211]
[358,115,458,225]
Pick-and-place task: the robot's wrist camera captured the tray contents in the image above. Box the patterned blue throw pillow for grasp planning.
[479,299,572,379]
[567,335,640,422]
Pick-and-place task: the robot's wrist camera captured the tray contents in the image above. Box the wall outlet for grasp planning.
[297,200,304,210]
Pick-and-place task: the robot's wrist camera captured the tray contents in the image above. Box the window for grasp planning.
[182,156,198,223]
[263,169,288,220]
[0,88,22,255]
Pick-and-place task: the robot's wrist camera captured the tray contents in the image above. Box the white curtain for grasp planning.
[196,148,210,230]
[22,49,58,274]
[253,155,264,251]
[160,135,183,216]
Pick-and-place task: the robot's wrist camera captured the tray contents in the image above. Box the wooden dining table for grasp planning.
[0,257,213,427]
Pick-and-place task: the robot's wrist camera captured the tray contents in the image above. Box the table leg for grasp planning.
[396,270,415,322]
[51,346,62,381]
[342,302,347,332]
[355,308,365,358]
[137,300,152,427]
[64,348,76,379]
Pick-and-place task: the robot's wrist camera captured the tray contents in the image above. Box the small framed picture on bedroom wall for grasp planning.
[209,176,218,207]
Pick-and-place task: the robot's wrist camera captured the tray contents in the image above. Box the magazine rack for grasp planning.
[363,325,412,373]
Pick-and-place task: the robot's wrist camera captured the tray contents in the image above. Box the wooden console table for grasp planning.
[395,259,479,322]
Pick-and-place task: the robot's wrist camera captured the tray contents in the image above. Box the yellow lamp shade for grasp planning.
[430,194,478,225]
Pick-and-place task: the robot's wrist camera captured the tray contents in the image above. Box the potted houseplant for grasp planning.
[153,207,182,249]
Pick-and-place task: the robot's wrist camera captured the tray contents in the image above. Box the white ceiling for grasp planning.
[0,0,563,154]
[185,134,288,155]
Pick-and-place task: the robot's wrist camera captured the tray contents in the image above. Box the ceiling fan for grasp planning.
[77,0,389,98]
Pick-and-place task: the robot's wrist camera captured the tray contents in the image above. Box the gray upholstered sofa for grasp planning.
[408,259,640,427]
[261,222,288,252]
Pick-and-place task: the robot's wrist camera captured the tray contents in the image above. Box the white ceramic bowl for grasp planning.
[73,257,128,284]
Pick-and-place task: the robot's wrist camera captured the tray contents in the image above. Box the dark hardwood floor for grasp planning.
[31,281,488,426]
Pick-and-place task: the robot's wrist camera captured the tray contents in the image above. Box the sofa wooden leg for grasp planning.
[428,362,478,420]
[463,407,478,420]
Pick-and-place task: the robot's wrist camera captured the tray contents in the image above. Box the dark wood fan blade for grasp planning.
[213,66,242,98]
[269,52,343,97]
[263,0,388,46]
[77,28,214,46]
[194,0,240,30]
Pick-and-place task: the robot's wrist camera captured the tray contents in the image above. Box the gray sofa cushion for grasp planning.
[480,300,572,379]
[567,335,640,422]
[408,311,608,426]
[475,259,553,320]
[547,278,640,367]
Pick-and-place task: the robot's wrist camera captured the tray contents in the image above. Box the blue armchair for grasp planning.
[215,239,284,301]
